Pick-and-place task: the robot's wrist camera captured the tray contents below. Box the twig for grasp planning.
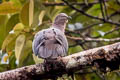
[67,36,120,42]
[94,27,120,38]
[99,0,106,21]
[103,0,109,20]
[66,22,101,35]
[76,22,102,31]
[116,0,120,5]
[108,12,120,19]
[104,27,120,36]
[62,0,120,26]
[92,69,106,80]
[43,1,108,6]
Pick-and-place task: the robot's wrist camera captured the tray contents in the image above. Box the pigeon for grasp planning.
[32,13,70,59]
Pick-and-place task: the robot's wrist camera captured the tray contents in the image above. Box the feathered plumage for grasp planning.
[32,13,69,59]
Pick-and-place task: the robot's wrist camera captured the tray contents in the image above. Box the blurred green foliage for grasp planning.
[0,0,120,80]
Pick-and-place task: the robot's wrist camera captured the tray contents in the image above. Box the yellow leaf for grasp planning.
[0,2,20,15]
[29,0,34,26]
[8,51,12,56]
[15,34,26,61]
[6,14,19,34]
[3,55,8,62]
[20,0,34,27]
[39,10,46,25]
[2,34,18,51]
[2,23,24,51]
[20,2,29,26]
[13,23,24,31]
[19,40,32,66]
[32,54,44,64]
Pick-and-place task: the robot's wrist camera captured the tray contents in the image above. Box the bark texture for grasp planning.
[1,42,120,80]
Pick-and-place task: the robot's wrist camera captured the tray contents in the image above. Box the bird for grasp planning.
[32,13,70,59]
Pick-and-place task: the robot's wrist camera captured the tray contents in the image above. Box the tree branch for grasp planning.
[99,0,106,21]
[103,0,108,20]
[65,22,102,35]
[94,27,120,38]
[1,42,120,79]
[67,36,120,42]
[43,1,109,6]
[62,0,120,26]
[116,0,120,5]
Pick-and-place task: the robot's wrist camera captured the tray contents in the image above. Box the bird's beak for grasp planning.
[67,16,72,19]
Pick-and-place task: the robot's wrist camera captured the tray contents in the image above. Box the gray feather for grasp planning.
[32,13,69,59]
[32,28,68,59]
[32,30,44,56]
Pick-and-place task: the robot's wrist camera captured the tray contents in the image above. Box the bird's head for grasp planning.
[54,13,71,23]
[53,13,71,32]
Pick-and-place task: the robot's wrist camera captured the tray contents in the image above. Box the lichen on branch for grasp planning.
[0,42,120,80]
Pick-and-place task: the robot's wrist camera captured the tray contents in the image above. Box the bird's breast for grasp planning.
[43,30,57,46]
[44,30,55,38]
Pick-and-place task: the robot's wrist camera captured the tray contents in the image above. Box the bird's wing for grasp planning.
[32,28,68,59]
[32,28,55,58]
[32,30,45,56]
[53,28,68,56]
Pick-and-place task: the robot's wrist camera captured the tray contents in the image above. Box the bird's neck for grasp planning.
[52,22,66,32]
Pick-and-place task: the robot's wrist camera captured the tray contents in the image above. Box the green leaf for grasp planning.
[86,4,101,17]
[46,7,64,21]
[9,53,17,69]
[6,14,19,34]
[10,0,22,7]
[19,40,33,66]
[6,40,15,56]
[0,2,20,15]
[19,1,29,26]
[0,64,8,72]
[15,34,25,62]
[20,0,34,27]
[2,34,17,51]
[31,10,40,28]
[2,23,24,51]
[86,73,101,80]
[68,46,83,55]
[0,15,8,49]
[22,52,34,66]
[108,1,120,11]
